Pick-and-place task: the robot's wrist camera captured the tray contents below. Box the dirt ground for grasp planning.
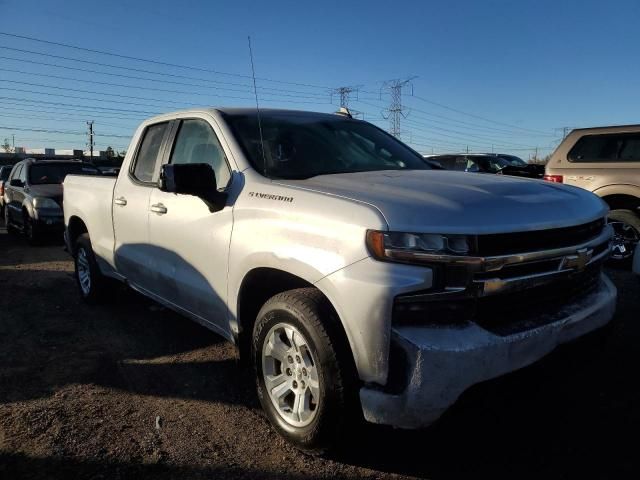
[0,222,638,480]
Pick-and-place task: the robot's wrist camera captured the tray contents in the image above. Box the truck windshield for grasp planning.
[224,112,430,179]
[29,163,99,185]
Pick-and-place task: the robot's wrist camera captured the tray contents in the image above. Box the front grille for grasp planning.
[393,263,604,336]
[475,218,605,256]
[474,264,602,335]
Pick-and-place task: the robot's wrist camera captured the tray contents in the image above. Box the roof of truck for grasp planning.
[150,107,353,121]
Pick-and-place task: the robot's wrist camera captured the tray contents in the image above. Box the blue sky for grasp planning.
[1,0,639,157]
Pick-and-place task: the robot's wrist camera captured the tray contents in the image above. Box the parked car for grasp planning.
[544,125,640,265]
[424,153,545,178]
[0,165,12,216]
[64,108,616,453]
[3,158,100,243]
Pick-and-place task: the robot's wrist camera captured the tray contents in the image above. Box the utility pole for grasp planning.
[12,134,15,150]
[381,77,416,138]
[331,85,361,109]
[87,121,94,160]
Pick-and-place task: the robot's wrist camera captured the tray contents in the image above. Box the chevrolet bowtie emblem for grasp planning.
[562,248,593,272]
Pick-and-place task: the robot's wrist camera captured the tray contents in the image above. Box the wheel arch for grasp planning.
[600,193,640,213]
[67,215,89,254]
[593,185,640,213]
[235,267,356,374]
[21,201,35,220]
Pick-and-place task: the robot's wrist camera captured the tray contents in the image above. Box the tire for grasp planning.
[608,209,640,267]
[23,213,40,245]
[252,288,357,454]
[4,206,17,235]
[74,233,108,304]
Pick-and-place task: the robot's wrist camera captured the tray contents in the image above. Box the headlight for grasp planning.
[32,197,60,209]
[366,230,471,264]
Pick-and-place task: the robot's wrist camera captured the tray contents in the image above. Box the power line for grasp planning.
[0,78,330,109]
[0,100,148,120]
[0,32,556,139]
[356,97,554,138]
[0,124,130,138]
[0,95,155,116]
[0,31,333,90]
[411,94,551,136]
[356,98,539,149]
[0,64,331,102]
[0,48,331,100]
[401,118,538,149]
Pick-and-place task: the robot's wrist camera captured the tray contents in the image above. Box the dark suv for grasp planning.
[3,159,100,243]
[424,153,545,179]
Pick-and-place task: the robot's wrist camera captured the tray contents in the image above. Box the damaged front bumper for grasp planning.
[359,274,617,429]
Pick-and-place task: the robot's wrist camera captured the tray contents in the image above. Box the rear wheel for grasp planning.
[608,209,640,266]
[252,288,357,454]
[74,233,108,304]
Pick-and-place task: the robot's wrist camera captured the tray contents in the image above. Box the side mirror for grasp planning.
[9,179,23,187]
[159,163,227,211]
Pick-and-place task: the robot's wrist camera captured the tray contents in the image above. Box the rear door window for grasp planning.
[131,122,169,183]
[568,133,640,162]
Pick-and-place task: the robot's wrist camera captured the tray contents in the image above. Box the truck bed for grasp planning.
[63,174,117,267]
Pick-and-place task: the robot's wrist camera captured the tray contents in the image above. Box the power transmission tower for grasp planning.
[331,85,361,109]
[87,121,94,160]
[381,77,416,138]
[554,126,573,140]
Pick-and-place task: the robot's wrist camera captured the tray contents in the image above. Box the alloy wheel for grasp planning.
[76,247,91,295]
[610,221,640,260]
[261,323,320,428]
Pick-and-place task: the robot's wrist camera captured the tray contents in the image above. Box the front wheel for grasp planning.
[4,206,17,235]
[74,233,108,304]
[608,209,640,267]
[24,213,40,245]
[252,288,357,454]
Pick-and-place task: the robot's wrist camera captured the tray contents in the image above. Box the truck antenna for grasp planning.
[248,36,267,177]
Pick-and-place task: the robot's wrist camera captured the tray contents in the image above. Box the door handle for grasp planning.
[114,196,127,206]
[150,203,167,214]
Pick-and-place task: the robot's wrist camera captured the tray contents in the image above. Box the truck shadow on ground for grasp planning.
[0,238,254,408]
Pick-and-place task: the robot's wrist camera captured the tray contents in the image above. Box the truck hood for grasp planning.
[278,170,608,234]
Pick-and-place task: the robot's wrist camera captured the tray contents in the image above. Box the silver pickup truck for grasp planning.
[64,108,617,453]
